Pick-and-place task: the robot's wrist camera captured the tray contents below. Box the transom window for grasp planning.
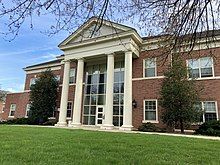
[69,68,76,84]
[188,57,213,78]
[25,104,30,117]
[144,58,156,77]
[67,102,73,118]
[197,101,218,122]
[144,100,158,122]
[9,104,16,117]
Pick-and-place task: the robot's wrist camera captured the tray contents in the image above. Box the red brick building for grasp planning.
[3,18,220,130]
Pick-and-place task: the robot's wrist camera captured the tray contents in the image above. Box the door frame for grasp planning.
[96,105,104,126]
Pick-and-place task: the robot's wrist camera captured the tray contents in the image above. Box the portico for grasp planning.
[55,17,141,130]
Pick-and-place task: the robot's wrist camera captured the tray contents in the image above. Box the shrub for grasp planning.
[138,122,158,132]
[0,118,30,125]
[195,120,220,137]
[42,119,58,126]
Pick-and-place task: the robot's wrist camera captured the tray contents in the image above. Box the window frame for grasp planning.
[29,78,37,87]
[9,103,16,118]
[143,58,157,78]
[200,101,218,123]
[143,99,158,123]
[69,68,76,84]
[187,57,214,79]
[66,101,73,119]
[25,104,30,118]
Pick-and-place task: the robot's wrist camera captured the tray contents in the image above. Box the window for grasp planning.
[83,63,107,125]
[144,58,156,77]
[9,104,16,117]
[1,103,5,113]
[199,101,218,122]
[67,102,73,118]
[25,104,30,118]
[30,78,36,87]
[188,57,213,78]
[144,100,158,122]
[69,68,76,84]
[55,75,61,82]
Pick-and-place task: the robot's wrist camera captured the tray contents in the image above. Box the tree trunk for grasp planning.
[180,119,184,134]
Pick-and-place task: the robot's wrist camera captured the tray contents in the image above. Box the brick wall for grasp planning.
[2,92,30,120]
[4,47,220,129]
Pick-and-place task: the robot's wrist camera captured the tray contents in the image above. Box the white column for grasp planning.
[55,60,70,127]
[70,58,84,127]
[120,51,133,131]
[101,54,114,130]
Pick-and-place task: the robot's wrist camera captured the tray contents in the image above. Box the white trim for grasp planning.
[143,99,159,123]
[9,104,16,118]
[24,63,61,71]
[132,76,165,81]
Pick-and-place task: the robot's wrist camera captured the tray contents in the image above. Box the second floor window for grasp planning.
[9,104,16,117]
[188,57,213,78]
[30,78,37,87]
[144,58,156,77]
[69,68,76,84]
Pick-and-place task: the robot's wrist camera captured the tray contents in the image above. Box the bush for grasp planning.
[42,119,58,126]
[138,122,158,132]
[0,118,30,125]
[195,120,220,137]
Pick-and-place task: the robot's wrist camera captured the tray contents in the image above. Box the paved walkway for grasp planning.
[11,124,220,141]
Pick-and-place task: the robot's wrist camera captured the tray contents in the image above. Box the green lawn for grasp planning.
[0,126,219,165]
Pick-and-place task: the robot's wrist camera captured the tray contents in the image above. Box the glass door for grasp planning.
[96,106,104,126]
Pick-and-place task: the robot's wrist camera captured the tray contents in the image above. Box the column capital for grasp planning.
[125,50,133,54]
[61,59,71,64]
[75,58,84,61]
[105,53,115,57]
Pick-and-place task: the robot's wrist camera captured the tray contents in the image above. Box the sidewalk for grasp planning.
[11,124,220,141]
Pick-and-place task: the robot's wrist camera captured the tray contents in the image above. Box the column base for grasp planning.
[101,124,114,130]
[69,122,81,128]
[119,125,133,131]
[55,122,67,127]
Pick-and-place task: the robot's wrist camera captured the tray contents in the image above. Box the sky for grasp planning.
[0,14,69,92]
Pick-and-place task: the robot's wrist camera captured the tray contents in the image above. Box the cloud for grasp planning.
[0,77,19,82]
[3,84,24,93]
[0,46,57,57]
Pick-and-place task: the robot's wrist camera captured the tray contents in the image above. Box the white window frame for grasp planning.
[66,101,73,119]
[9,104,16,118]
[55,75,61,82]
[186,57,215,79]
[30,78,37,87]
[200,101,218,122]
[143,99,158,123]
[69,68,76,84]
[143,58,157,78]
[25,104,30,118]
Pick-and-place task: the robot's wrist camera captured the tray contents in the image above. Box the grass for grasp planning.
[0,126,220,165]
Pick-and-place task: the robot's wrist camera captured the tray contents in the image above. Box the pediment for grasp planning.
[59,17,135,46]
